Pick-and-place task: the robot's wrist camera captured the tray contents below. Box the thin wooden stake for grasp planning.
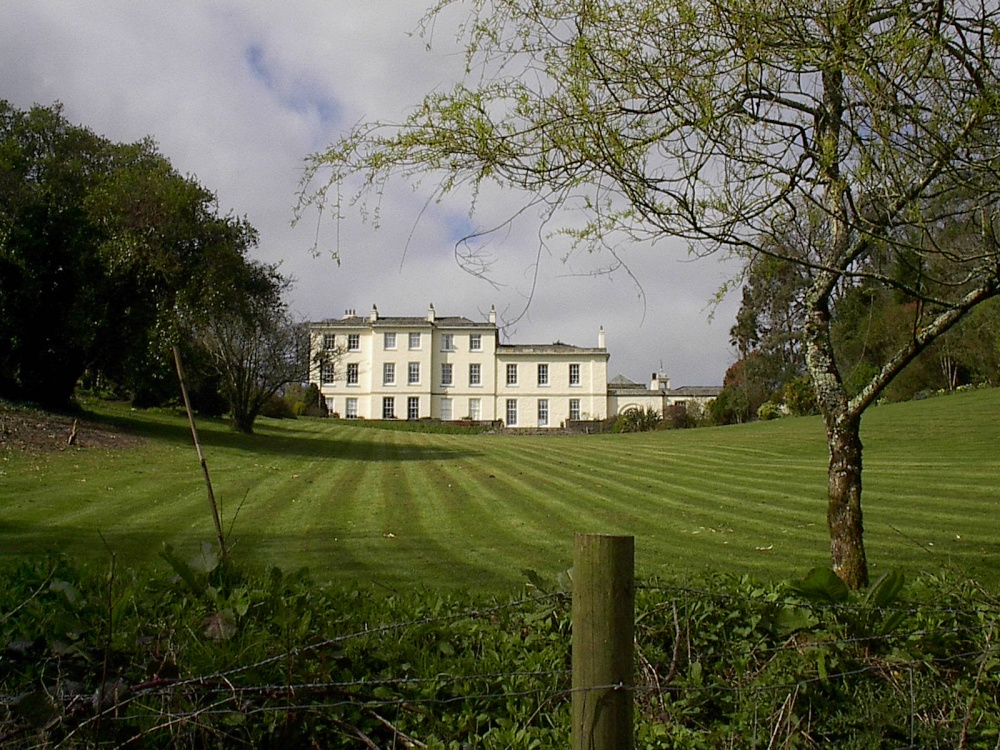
[172,345,227,562]
[572,533,634,750]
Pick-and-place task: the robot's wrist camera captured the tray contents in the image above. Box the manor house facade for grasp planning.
[309,304,610,428]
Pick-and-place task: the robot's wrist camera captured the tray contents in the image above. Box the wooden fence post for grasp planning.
[572,533,634,750]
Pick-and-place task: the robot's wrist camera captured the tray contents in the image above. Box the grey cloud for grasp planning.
[0,1,738,388]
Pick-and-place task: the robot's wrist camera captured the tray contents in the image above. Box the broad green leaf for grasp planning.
[49,578,81,606]
[864,570,905,609]
[789,567,850,604]
[188,541,220,574]
[773,605,817,634]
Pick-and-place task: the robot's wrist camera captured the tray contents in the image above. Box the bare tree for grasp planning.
[300,0,1000,587]
[198,277,310,434]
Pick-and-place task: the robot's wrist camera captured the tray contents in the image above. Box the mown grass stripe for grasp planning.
[2,389,996,589]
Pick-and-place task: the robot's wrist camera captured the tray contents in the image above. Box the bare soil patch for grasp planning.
[0,401,144,454]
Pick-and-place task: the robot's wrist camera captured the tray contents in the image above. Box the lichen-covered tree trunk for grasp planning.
[825,414,867,589]
[805,284,870,589]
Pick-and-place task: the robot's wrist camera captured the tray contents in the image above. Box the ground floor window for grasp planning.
[537,399,549,427]
[506,399,517,426]
[408,396,419,420]
[382,396,395,419]
[345,397,357,418]
[469,397,481,421]
[569,398,580,421]
[440,398,452,421]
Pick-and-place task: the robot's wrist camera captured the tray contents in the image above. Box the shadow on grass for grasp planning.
[0,521,523,591]
[82,409,478,463]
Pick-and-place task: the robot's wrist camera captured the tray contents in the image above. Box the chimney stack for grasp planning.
[598,325,606,349]
[650,370,669,392]
[369,304,378,322]
[488,305,496,325]
[427,303,436,322]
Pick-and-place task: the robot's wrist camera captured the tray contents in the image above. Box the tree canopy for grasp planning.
[0,101,281,412]
[303,0,1000,587]
[194,270,312,434]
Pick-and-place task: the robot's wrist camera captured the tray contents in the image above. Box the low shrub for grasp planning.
[259,394,295,419]
[1,556,996,748]
[664,403,697,429]
[613,406,663,433]
[756,401,783,421]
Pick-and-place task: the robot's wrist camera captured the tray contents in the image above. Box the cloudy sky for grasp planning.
[1,1,741,386]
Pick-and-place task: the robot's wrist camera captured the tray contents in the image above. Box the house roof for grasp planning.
[608,374,639,386]
[668,386,723,397]
[607,374,721,398]
[313,315,495,330]
[497,343,608,356]
[607,374,662,396]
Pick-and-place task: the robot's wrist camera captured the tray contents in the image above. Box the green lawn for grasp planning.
[1,389,997,591]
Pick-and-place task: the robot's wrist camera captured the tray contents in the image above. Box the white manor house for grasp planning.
[308,304,719,429]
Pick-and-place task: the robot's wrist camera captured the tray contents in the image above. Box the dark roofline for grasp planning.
[498,343,608,356]
[668,386,723,396]
[311,316,496,329]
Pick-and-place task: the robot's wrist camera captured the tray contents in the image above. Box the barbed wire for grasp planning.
[54,643,995,750]
[637,580,1000,617]
[196,590,567,684]
[31,622,996,749]
[107,644,999,707]
[5,579,997,749]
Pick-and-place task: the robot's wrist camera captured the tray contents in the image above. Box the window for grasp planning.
[440,398,452,420]
[441,363,453,386]
[469,334,482,351]
[347,333,360,351]
[382,397,395,419]
[569,398,581,421]
[384,332,396,350]
[408,396,420,420]
[441,333,455,351]
[322,334,336,350]
[408,362,420,385]
[538,399,549,427]
[320,361,335,385]
[469,398,481,420]
[506,364,518,386]
[537,363,549,386]
[569,363,581,386]
[347,362,359,385]
[506,399,518,426]
[409,332,421,349]
[383,362,395,385]
[345,397,358,418]
[325,397,335,414]
[469,363,481,386]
